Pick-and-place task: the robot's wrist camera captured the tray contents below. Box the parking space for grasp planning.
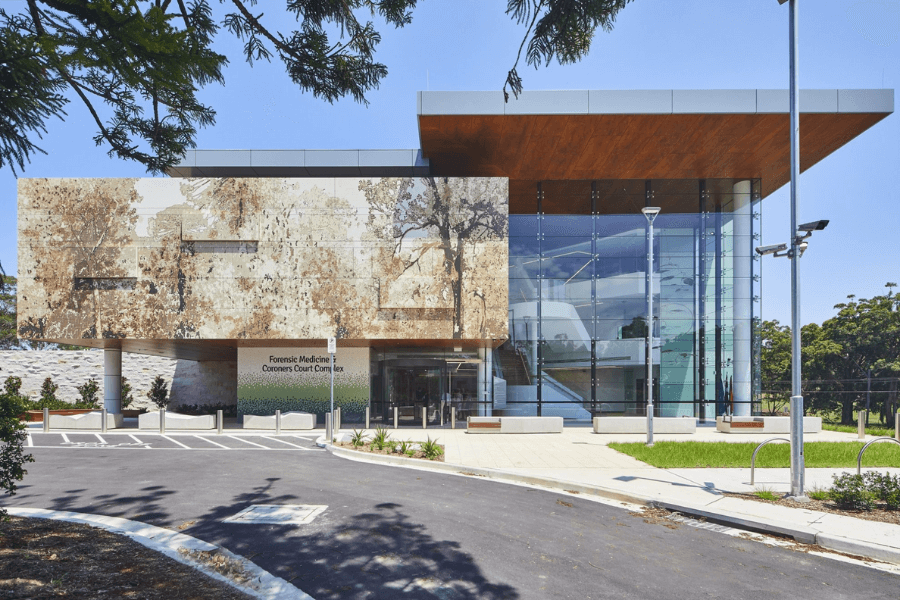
[26,431,322,452]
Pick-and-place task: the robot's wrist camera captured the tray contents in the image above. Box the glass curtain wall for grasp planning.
[501,179,761,420]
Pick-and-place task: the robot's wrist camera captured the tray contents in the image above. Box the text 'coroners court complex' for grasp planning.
[17,90,893,424]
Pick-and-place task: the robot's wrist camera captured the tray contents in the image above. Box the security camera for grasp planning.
[798,220,829,232]
[755,243,788,256]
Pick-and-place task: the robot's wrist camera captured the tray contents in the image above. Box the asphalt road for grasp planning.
[7,446,899,599]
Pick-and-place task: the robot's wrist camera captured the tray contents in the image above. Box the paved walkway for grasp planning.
[329,424,900,565]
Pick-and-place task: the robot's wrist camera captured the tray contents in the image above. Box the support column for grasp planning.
[104,348,122,414]
[732,180,753,416]
[478,347,493,416]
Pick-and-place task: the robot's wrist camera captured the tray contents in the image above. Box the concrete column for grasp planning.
[732,180,753,416]
[104,348,122,414]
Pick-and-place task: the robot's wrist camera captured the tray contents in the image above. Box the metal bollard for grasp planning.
[276,409,282,435]
[423,406,427,429]
[365,406,370,430]
[101,409,107,434]
[441,402,444,427]
[217,410,223,435]
[451,406,456,430]
[336,407,341,433]
[895,412,899,442]
[160,408,166,434]
[858,410,867,440]
[325,412,333,442]
[393,406,398,429]
[43,408,50,433]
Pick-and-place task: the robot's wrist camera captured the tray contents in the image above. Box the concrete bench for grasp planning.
[243,412,316,430]
[48,411,124,430]
[139,412,216,430]
[716,416,821,434]
[593,417,696,434]
[467,416,563,434]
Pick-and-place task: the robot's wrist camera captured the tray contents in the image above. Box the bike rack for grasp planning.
[856,437,900,475]
[750,437,790,485]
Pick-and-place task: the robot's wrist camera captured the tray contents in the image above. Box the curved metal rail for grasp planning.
[857,437,900,475]
[750,437,790,485]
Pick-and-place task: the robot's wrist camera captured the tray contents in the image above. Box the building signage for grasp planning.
[237,348,369,417]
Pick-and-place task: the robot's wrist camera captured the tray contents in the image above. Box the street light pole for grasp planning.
[642,207,660,447]
[781,0,807,501]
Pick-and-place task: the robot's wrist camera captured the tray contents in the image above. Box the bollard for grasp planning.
[101,408,107,434]
[858,410,866,440]
[895,412,899,442]
[441,402,444,427]
[160,408,166,434]
[326,412,333,442]
[43,408,50,433]
[423,406,427,429]
[365,406,370,430]
[451,406,456,430]
[336,407,341,433]
[393,406,398,429]
[276,409,282,435]
[217,410,223,435]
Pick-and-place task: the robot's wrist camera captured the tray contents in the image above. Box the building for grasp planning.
[17,89,893,424]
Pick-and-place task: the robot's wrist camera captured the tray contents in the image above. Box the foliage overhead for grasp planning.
[1,1,635,175]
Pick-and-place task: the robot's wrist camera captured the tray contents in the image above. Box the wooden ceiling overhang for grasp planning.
[417,90,893,201]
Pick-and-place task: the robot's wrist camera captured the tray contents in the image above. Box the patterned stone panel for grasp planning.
[18,177,509,343]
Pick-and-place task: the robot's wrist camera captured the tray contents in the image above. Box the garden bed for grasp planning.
[724,493,900,527]
[335,431,445,462]
[0,516,251,599]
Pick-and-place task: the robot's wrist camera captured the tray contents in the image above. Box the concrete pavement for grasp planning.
[325,423,900,566]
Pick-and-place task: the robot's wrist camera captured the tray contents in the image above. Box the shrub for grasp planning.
[75,378,100,408]
[807,484,829,502]
[121,377,134,409]
[864,471,900,510]
[0,392,35,518]
[397,440,412,456]
[420,436,444,461]
[371,426,390,451]
[3,376,23,398]
[829,473,874,511]
[753,486,779,501]
[39,377,58,406]
[146,375,169,409]
[350,429,367,448]
[385,440,398,453]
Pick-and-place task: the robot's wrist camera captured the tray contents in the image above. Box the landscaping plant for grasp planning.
[863,471,900,510]
[397,440,412,456]
[350,429,367,448]
[146,375,170,409]
[371,426,390,451]
[39,377,58,407]
[75,378,100,408]
[420,437,444,461]
[828,473,874,511]
[3,376,24,400]
[121,377,134,409]
[0,391,34,518]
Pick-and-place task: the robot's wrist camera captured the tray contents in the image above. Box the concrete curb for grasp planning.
[325,444,900,565]
[7,507,314,600]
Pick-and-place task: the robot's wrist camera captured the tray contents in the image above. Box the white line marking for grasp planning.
[194,435,229,449]
[129,434,144,445]
[227,436,269,449]
[61,433,70,444]
[162,435,191,449]
[265,436,308,449]
[95,434,107,445]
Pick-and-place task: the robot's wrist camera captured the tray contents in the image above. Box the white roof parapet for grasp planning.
[416,89,894,116]
[168,149,431,178]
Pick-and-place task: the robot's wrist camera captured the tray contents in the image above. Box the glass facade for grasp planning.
[499,179,762,420]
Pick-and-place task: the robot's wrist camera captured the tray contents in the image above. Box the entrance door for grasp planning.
[382,359,445,425]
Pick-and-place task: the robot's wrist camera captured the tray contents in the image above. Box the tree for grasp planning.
[758,319,791,414]
[147,375,170,409]
[0,390,34,518]
[0,262,15,349]
[1,1,635,175]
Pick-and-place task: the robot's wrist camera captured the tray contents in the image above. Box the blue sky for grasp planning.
[2,0,897,327]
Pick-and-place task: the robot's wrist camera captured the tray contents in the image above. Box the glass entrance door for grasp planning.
[383,359,445,425]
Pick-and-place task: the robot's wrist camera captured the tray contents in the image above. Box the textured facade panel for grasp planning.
[18,177,509,343]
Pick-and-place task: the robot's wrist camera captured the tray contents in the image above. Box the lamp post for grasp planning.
[642,206,661,447]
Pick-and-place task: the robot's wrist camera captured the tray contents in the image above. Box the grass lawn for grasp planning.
[822,422,896,437]
[608,441,900,469]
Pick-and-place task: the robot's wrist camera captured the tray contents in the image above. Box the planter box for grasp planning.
[48,411,124,429]
[243,412,315,430]
[716,416,822,434]
[593,416,697,434]
[467,416,563,434]
[139,411,216,430]
[23,409,96,423]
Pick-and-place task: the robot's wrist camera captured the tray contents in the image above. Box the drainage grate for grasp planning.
[223,504,327,525]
